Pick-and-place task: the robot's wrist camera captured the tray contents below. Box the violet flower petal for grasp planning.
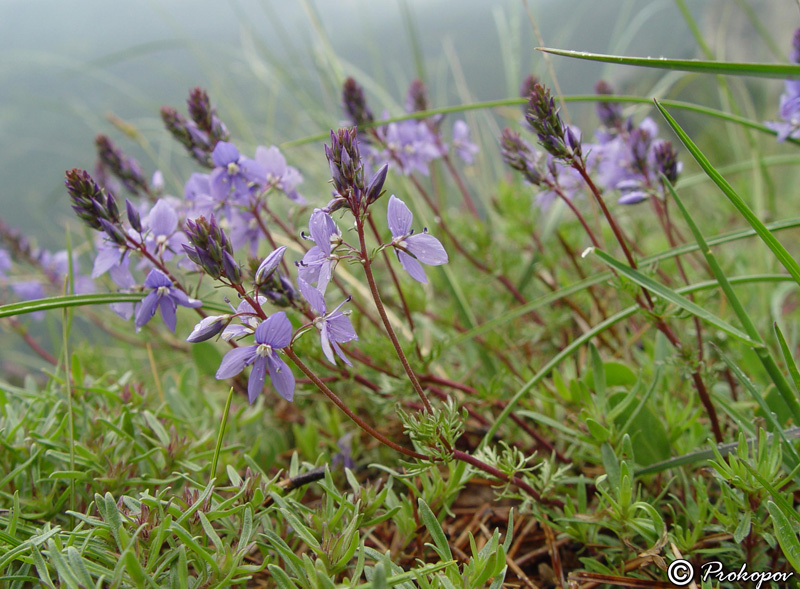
[248,356,267,403]
[216,345,257,379]
[387,195,413,237]
[404,233,448,265]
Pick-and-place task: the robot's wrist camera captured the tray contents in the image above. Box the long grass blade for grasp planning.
[538,47,800,79]
[589,248,763,348]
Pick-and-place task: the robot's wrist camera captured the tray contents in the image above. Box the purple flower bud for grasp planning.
[405,79,429,113]
[255,246,286,285]
[500,128,542,186]
[520,74,539,115]
[326,127,365,207]
[525,83,575,161]
[186,314,230,343]
[654,141,680,185]
[342,77,374,127]
[792,28,800,64]
[629,128,653,175]
[595,80,624,129]
[95,134,149,196]
[65,168,115,231]
[187,87,229,147]
[99,218,128,247]
[184,215,232,280]
[564,125,582,157]
[126,199,142,233]
[221,250,242,284]
[105,192,120,223]
[365,163,389,204]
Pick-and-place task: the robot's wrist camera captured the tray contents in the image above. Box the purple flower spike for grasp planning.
[135,268,202,332]
[215,311,295,403]
[387,195,448,283]
[298,278,358,366]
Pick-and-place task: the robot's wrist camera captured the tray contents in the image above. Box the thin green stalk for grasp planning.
[62,231,76,515]
[211,387,235,481]
[281,94,800,149]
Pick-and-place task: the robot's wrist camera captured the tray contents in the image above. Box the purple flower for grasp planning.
[297,210,341,294]
[387,195,447,283]
[298,278,358,366]
[370,119,443,176]
[255,146,305,204]
[143,199,187,261]
[452,120,479,164]
[135,268,202,332]
[766,80,800,142]
[11,280,46,320]
[209,142,265,201]
[0,248,11,278]
[215,311,295,403]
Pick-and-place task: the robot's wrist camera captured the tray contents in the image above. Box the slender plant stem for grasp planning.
[368,215,417,333]
[355,216,434,414]
[211,387,235,480]
[442,154,480,218]
[285,348,428,460]
[572,158,723,442]
[253,204,292,276]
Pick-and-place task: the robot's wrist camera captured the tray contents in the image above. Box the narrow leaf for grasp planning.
[538,47,800,79]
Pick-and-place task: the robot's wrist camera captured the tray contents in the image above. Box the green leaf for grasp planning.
[0,292,229,319]
[589,248,763,347]
[585,419,610,443]
[538,47,800,79]
[613,402,671,466]
[601,443,620,491]
[767,501,800,571]
[417,499,452,561]
[734,512,752,544]
[775,323,800,406]
[584,362,638,391]
[268,565,298,589]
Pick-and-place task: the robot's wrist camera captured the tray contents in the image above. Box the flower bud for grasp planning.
[342,77,374,127]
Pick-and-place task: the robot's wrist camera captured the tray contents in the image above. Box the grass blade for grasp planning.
[0,293,230,319]
[538,47,800,79]
[589,248,763,348]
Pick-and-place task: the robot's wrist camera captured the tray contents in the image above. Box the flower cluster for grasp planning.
[340,77,479,177]
[501,78,681,207]
[27,85,450,406]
